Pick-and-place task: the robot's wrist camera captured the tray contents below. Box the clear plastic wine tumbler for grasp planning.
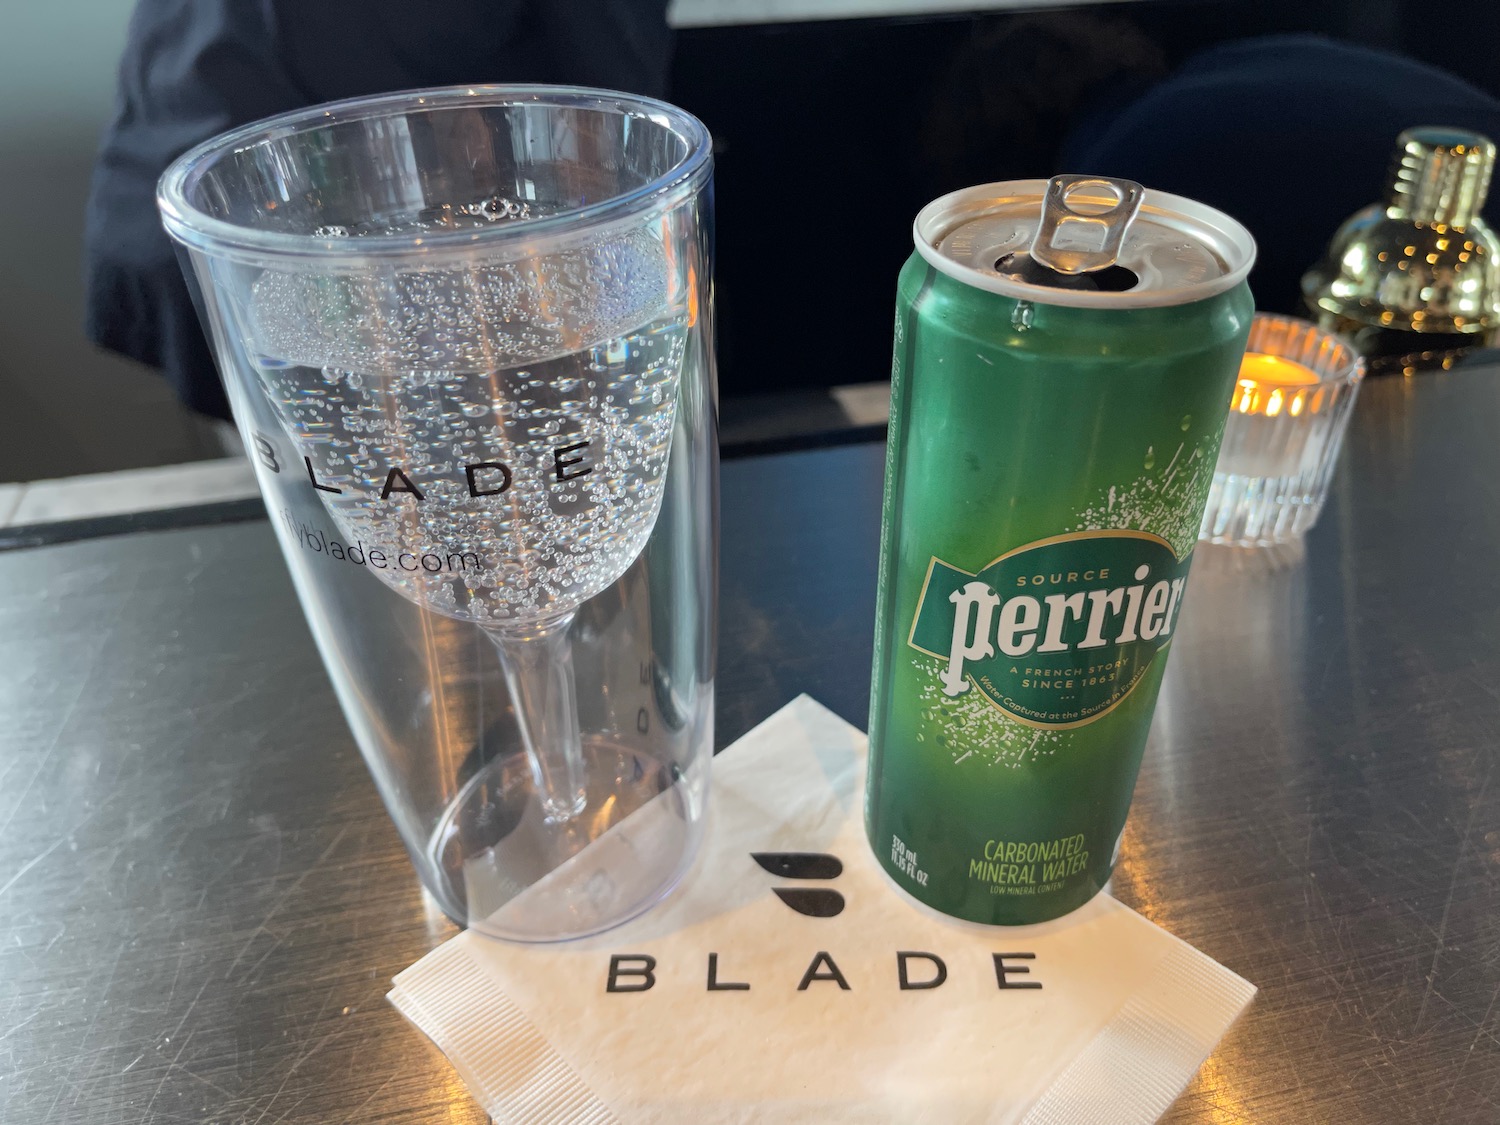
[159,87,716,941]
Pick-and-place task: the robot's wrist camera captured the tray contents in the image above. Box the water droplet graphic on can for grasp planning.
[1144,445,1156,469]
[1180,414,1192,431]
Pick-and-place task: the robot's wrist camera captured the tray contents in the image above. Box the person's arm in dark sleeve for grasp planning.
[531,0,673,98]
[84,0,309,419]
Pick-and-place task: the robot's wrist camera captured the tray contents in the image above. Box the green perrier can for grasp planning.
[867,176,1256,924]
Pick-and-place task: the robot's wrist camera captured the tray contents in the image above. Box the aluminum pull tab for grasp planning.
[1029,175,1145,275]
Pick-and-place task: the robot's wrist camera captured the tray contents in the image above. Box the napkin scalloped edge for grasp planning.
[1018,932,1255,1124]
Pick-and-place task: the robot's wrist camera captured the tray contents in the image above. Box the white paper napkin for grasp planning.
[390,695,1254,1124]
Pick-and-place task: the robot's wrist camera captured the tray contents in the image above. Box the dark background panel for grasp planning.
[672,0,1500,399]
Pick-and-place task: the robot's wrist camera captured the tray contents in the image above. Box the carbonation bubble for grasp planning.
[465,195,530,222]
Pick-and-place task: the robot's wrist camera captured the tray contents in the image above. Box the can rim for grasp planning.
[913,179,1256,308]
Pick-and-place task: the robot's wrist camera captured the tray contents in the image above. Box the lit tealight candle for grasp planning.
[1232,353,1324,417]
[1204,315,1364,546]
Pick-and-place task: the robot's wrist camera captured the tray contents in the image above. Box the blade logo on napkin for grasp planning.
[604,839,1045,994]
[753,850,846,917]
[603,948,1044,994]
[390,696,1255,1125]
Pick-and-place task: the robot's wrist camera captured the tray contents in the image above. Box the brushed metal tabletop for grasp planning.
[1,369,1497,1123]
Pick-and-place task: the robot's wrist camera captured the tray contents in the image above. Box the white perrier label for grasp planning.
[908,531,1192,729]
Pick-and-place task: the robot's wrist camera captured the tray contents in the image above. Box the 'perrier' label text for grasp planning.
[907,531,1190,729]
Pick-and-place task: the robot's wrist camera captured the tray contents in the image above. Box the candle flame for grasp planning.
[1234,379,1257,414]
[1233,352,1322,417]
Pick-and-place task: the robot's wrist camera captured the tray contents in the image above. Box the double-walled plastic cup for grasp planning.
[159,86,716,941]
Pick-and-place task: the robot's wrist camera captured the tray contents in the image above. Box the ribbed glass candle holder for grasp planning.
[1200,314,1364,546]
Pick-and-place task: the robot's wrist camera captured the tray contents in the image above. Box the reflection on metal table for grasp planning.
[1,367,1498,1123]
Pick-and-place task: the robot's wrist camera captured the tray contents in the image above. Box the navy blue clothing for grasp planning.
[85,0,672,419]
[1061,36,1500,313]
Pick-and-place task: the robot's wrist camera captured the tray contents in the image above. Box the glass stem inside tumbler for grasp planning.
[486,614,588,822]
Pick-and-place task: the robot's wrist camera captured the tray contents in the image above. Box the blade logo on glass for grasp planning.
[752,852,844,917]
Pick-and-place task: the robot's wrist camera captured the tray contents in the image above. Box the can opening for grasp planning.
[993,253,1140,292]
